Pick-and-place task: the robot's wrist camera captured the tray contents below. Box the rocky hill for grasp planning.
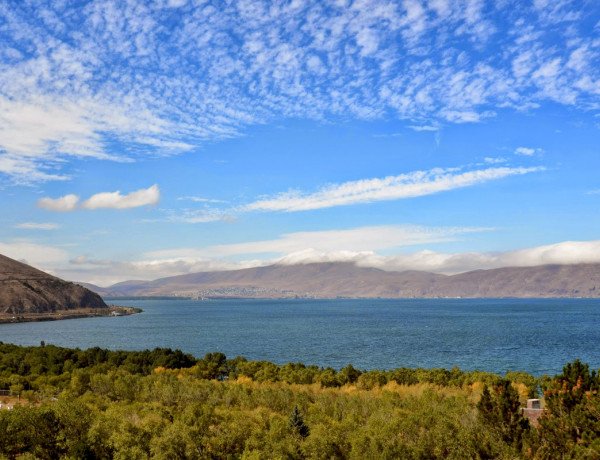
[83,261,600,299]
[0,254,107,314]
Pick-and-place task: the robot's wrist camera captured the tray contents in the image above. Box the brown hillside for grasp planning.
[0,254,107,314]
[82,261,600,299]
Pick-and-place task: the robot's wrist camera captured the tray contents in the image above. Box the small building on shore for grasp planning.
[522,398,544,426]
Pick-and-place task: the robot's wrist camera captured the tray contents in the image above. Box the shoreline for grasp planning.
[0,306,142,324]
[103,295,600,300]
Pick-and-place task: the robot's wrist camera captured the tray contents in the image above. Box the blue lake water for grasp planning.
[1,298,599,376]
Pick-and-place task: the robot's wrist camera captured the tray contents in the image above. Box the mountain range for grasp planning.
[81,262,600,299]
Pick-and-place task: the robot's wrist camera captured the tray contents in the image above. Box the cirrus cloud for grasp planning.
[244,166,543,212]
[15,222,60,230]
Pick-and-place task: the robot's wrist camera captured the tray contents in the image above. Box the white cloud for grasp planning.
[0,240,69,268]
[60,255,265,286]
[59,237,600,285]
[163,163,540,223]
[0,153,69,183]
[408,125,439,131]
[373,239,600,273]
[440,110,485,123]
[0,97,112,162]
[37,194,80,212]
[515,146,542,156]
[272,239,600,274]
[197,224,486,257]
[0,96,146,183]
[372,132,403,138]
[483,157,506,164]
[166,208,235,224]
[146,238,600,276]
[167,0,187,8]
[243,166,542,212]
[61,224,482,284]
[4,219,588,285]
[81,184,160,210]
[37,185,159,212]
[15,222,60,230]
[139,225,478,260]
[356,28,379,56]
[177,196,227,203]
[533,0,581,24]
[500,240,600,267]
[515,147,535,156]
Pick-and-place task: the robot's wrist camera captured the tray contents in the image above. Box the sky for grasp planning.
[0,0,599,285]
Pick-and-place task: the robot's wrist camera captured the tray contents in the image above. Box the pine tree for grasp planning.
[289,406,310,439]
[477,379,529,449]
[477,384,494,420]
[536,360,600,457]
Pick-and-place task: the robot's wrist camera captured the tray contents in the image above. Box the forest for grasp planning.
[0,342,598,459]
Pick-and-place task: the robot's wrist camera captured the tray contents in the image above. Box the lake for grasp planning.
[1,298,599,376]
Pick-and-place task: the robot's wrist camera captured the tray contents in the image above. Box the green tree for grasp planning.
[535,360,600,458]
[338,364,362,385]
[477,384,494,416]
[477,379,529,449]
[193,352,228,380]
[289,406,310,439]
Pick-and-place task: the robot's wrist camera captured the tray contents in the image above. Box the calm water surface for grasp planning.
[1,298,599,376]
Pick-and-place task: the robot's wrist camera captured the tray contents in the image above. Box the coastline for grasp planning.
[104,294,600,300]
[0,306,142,324]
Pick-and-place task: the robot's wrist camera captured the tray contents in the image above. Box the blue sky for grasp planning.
[1,0,599,285]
